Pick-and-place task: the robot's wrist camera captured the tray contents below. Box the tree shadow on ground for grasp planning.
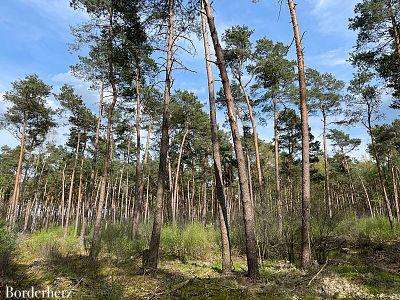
[36,253,125,299]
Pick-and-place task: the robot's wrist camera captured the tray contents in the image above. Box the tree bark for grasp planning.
[143,0,174,271]
[287,0,312,268]
[89,4,118,260]
[74,143,86,236]
[322,111,332,218]
[203,0,259,278]
[390,162,400,222]
[64,132,81,237]
[172,127,188,224]
[238,80,264,194]
[273,98,283,239]
[132,68,144,237]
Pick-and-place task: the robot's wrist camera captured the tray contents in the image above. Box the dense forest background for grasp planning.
[0,0,399,299]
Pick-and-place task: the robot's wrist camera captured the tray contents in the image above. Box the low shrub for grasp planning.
[20,226,80,261]
[334,215,400,243]
[100,221,153,260]
[160,222,218,260]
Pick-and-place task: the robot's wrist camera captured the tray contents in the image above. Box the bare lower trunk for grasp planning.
[132,69,144,237]
[238,81,263,193]
[391,163,400,222]
[288,0,312,268]
[64,132,81,237]
[273,98,283,239]
[358,173,374,217]
[203,0,259,278]
[143,0,174,272]
[367,112,394,226]
[322,112,332,218]
[74,149,86,236]
[172,127,188,224]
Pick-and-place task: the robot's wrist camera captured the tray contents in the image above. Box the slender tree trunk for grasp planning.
[203,0,259,278]
[8,120,26,229]
[61,163,67,227]
[287,0,312,268]
[367,111,394,226]
[357,172,374,217]
[273,98,283,239]
[64,132,81,237]
[132,69,144,237]
[390,162,400,222]
[74,144,86,236]
[172,127,189,224]
[143,0,174,271]
[89,5,118,260]
[238,80,264,193]
[322,111,332,218]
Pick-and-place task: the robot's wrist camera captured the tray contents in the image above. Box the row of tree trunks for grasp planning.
[203,0,259,278]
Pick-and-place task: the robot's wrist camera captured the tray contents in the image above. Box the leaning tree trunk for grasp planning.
[238,80,264,195]
[9,120,27,229]
[132,68,144,237]
[172,127,189,225]
[287,0,312,268]
[203,0,259,278]
[143,0,174,272]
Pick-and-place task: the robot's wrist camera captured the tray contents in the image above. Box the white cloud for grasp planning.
[312,48,350,67]
[51,71,98,111]
[306,0,358,36]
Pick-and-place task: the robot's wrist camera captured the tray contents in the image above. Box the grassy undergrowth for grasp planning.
[1,217,399,299]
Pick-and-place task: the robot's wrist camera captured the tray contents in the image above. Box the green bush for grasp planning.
[160,224,182,258]
[100,221,153,260]
[0,221,16,274]
[160,222,217,260]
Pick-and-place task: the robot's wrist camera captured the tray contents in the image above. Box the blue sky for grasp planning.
[0,0,397,158]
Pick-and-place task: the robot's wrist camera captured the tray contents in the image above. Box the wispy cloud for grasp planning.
[306,0,357,36]
[312,48,350,67]
[19,0,87,24]
[51,71,98,110]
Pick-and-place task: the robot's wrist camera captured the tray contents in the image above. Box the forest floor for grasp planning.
[4,234,400,299]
